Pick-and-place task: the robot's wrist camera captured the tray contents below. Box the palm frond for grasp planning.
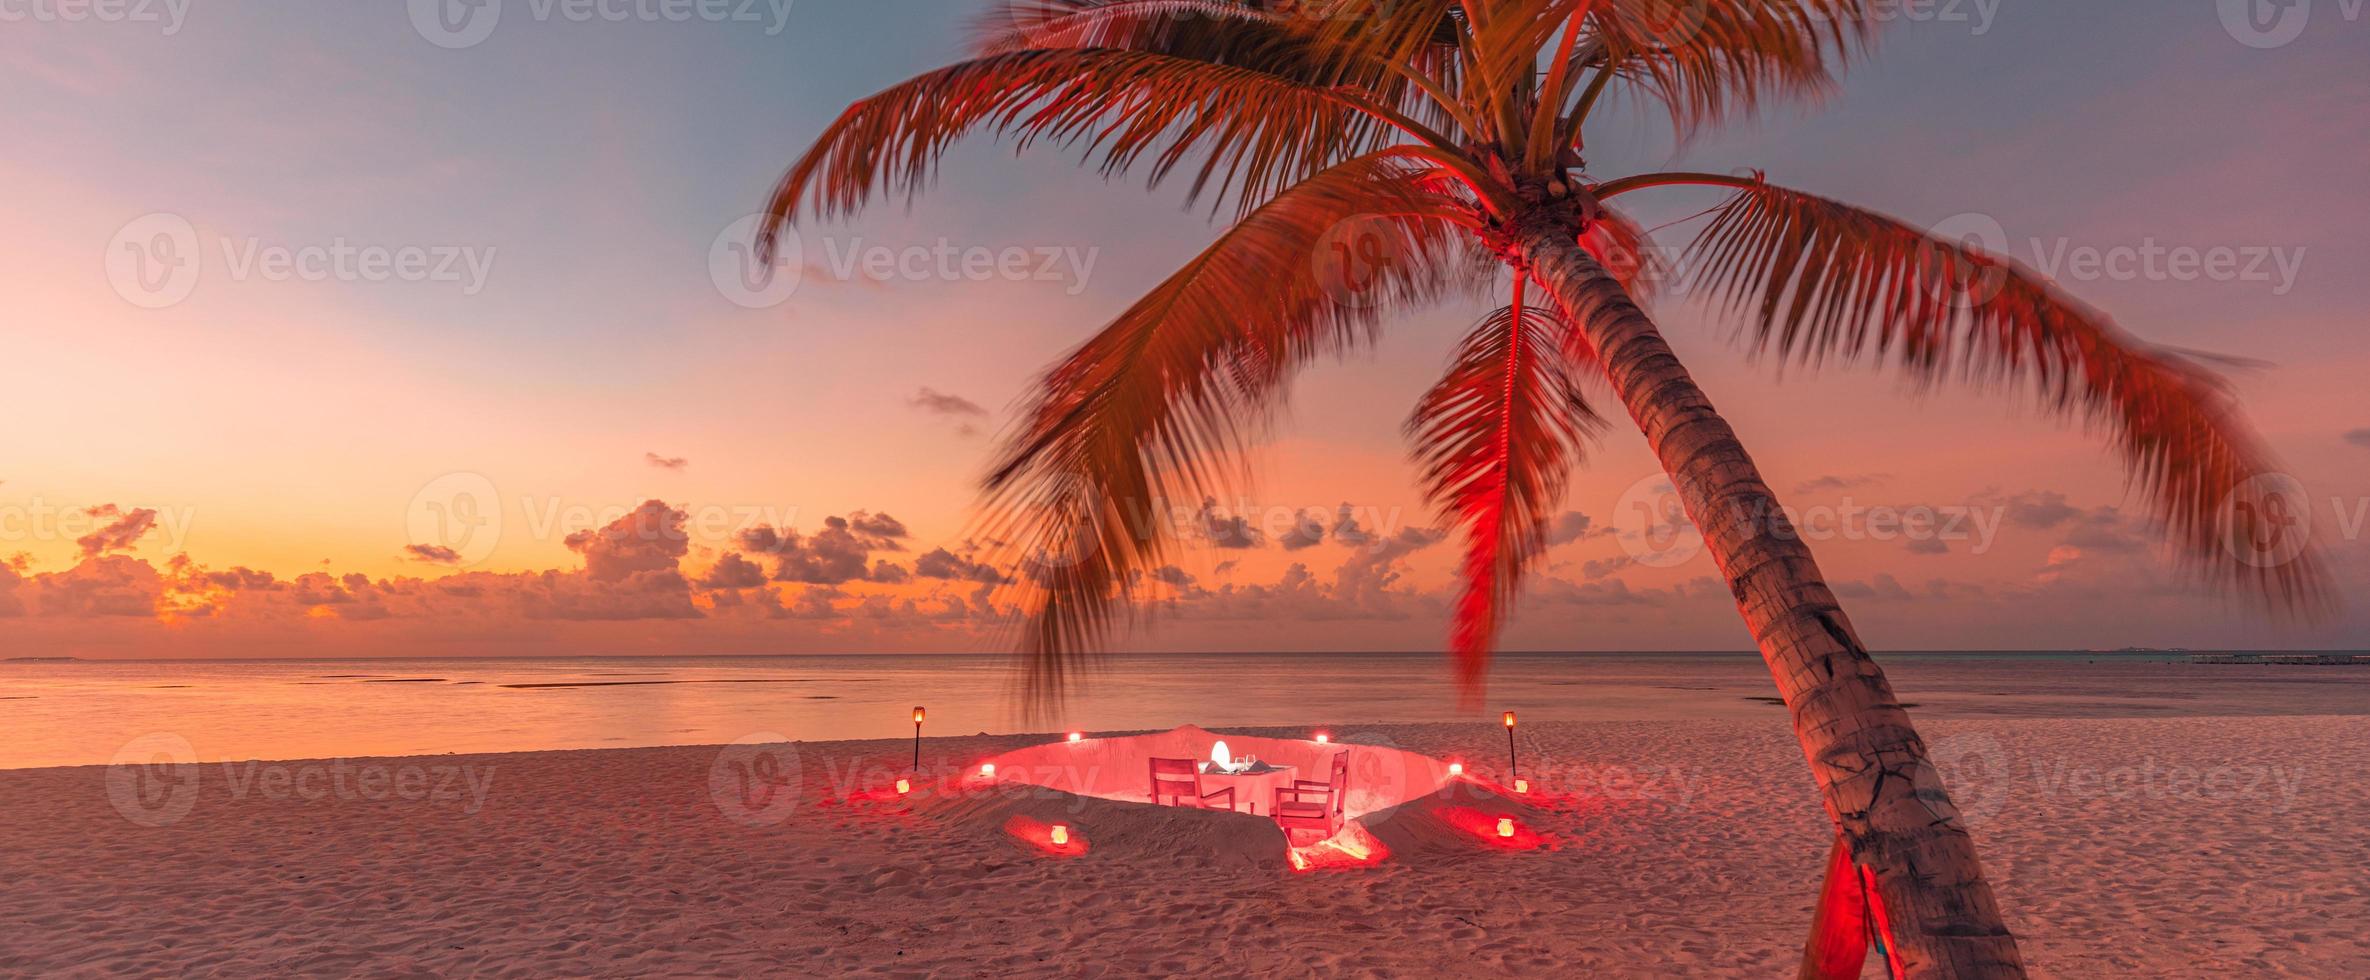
[758,47,1396,253]
[978,0,1480,159]
[1408,285,1603,693]
[980,152,1482,707]
[1579,0,1872,141]
[1684,181,2328,608]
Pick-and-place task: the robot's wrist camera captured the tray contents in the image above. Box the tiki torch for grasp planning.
[1503,711,1518,779]
[912,706,925,771]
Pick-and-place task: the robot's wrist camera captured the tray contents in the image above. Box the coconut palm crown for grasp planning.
[758,3,2324,975]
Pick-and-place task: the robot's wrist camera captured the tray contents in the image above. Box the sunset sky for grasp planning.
[3,1,2365,660]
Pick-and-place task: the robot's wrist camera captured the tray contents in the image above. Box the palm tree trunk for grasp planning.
[1515,217,2026,978]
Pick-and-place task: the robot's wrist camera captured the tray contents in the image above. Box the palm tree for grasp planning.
[757,2,2324,976]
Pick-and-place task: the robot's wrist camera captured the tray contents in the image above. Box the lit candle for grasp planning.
[1502,711,1516,728]
[1513,778,1529,794]
[979,763,996,778]
[1314,733,1329,744]
[1497,817,1515,838]
[1448,762,1463,777]
[895,778,911,794]
[1050,825,1069,846]
[1068,732,1082,743]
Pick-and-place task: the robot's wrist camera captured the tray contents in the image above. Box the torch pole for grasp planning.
[1506,725,1518,778]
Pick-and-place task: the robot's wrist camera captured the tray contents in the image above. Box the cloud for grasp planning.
[1906,537,1951,555]
[565,500,691,583]
[33,555,162,617]
[2346,428,2370,449]
[1278,510,1327,551]
[1329,504,1373,548]
[1196,498,1264,549]
[1580,555,1634,580]
[699,552,768,589]
[1794,474,1892,495]
[1835,574,1914,601]
[645,452,689,470]
[1544,511,1605,546]
[914,546,1004,584]
[910,387,988,418]
[1990,490,2081,530]
[739,511,911,584]
[404,544,465,565]
[76,504,158,557]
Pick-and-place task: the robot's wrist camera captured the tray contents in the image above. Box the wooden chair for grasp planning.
[1148,757,1235,811]
[1274,751,1349,839]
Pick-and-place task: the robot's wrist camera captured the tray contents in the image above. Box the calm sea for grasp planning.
[6,651,2364,769]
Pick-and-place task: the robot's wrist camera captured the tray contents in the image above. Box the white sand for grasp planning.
[4,716,2364,976]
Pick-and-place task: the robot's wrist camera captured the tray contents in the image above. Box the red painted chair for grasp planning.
[1148,757,1235,811]
[1274,751,1349,839]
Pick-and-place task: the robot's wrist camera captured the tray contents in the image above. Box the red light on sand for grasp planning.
[1314,733,1329,744]
[1502,711,1516,728]
[895,778,911,795]
[1068,732,1082,742]
[1497,818,1516,838]
[979,763,996,778]
[1005,815,1086,857]
[1448,762,1463,777]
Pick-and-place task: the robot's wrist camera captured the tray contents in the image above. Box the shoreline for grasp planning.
[7,716,2366,975]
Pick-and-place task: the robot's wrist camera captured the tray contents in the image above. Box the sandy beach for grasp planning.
[6,714,2364,977]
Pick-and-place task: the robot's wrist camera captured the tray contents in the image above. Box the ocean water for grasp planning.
[6,651,2364,769]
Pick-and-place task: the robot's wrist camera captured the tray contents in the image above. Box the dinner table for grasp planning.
[1197,762,1300,817]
